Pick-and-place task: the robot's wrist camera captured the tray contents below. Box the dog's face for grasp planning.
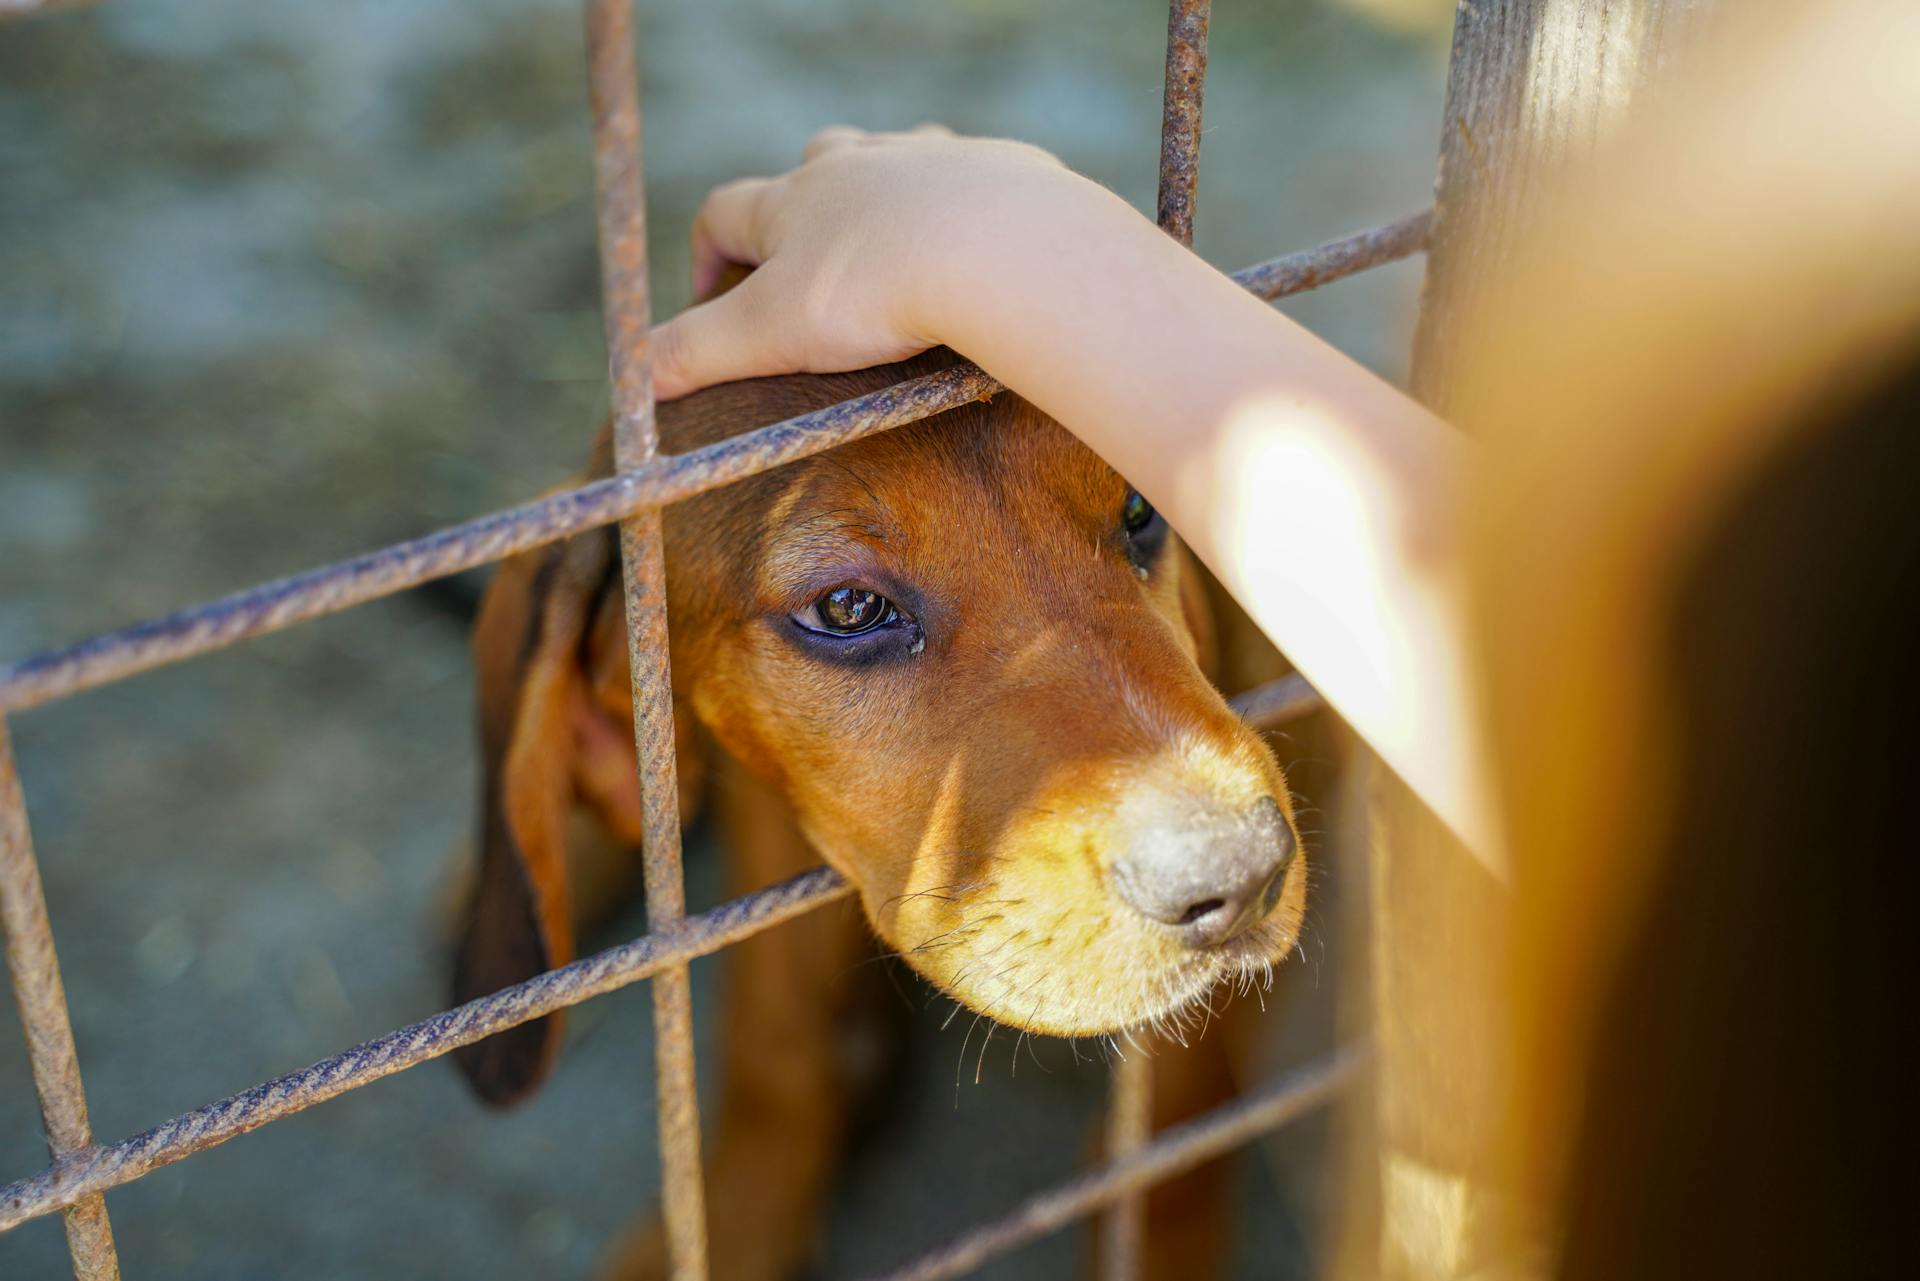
[453,356,1303,1101]
[680,401,1303,1037]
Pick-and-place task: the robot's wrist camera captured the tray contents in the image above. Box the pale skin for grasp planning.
[651,125,1496,865]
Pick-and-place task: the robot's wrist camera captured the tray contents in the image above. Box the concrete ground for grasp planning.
[0,1,1446,1275]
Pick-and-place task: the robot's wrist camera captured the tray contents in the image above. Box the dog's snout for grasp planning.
[1110,795,1297,947]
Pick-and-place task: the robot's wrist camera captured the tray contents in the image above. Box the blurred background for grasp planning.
[0,0,1450,1276]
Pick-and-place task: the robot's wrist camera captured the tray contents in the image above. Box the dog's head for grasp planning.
[454,353,1303,1102]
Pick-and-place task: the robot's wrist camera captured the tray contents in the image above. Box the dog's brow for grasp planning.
[820,454,886,505]
[761,505,905,601]
[791,453,911,535]
[787,506,893,542]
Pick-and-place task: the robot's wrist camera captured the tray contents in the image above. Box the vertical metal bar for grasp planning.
[583,3,708,1279]
[1101,5,1213,1277]
[1156,0,1213,245]
[0,719,120,1281]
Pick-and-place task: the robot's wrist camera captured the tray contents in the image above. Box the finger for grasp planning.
[802,125,868,162]
[650,270,794,402]
[907,122,956,138]
[688,176,776,301]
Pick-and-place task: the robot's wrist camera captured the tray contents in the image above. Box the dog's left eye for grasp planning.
[796,586,898,636]
[1123,490,1155,534]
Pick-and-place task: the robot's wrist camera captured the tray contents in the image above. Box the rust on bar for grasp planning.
[583,1,709,1277]
[866,1045,1367,1281]
[1157,0,1212,245]
[0,720,121,1279]
[0,867,854,1234]
[0,216,1422,718]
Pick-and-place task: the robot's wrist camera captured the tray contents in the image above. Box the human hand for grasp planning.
[649,125,1137,399]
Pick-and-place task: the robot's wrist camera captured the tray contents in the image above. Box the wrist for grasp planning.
[910,168,1159,361]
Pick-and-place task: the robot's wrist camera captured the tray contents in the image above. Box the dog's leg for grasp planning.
[602,752,868,1281]
[1136,1023,1241,1281]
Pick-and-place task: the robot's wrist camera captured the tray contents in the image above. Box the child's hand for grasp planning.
[649,125,1134,399]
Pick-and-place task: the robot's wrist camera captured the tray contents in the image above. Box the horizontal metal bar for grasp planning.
[0,866,854,1233]
[0,365,994,714]
[1235,210,1432,302]
[861,1042,1368,1281]
[0,215,1430,716]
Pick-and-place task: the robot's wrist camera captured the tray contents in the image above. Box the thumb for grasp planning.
[649,270,795,402]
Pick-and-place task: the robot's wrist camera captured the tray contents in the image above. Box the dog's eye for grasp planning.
[1121,488,1167,573]
[799,586,897,636]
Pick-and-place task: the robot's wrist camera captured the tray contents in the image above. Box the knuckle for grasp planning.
[703,177,750,214]
[803,124,862,158]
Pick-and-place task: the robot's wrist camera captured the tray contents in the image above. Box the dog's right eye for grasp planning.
[796,586,898,636]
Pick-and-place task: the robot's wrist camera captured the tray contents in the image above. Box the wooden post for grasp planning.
[1356,3,1715,1278]
[1413,0,1714,409]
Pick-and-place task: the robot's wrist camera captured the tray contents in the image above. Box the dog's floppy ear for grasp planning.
[451,525,616,1106]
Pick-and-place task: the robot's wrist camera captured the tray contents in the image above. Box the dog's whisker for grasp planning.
[878,881,993,911]
[910,916,1000,953]
[902,929,987,958]
[955,1013,979,1100]
[1019,993,1051,1076]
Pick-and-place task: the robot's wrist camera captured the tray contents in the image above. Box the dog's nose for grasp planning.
[1110,795,1297,947]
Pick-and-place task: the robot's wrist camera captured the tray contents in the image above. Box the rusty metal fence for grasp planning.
[0,1,1431,1277]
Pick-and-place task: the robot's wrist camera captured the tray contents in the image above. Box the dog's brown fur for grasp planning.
[453,350,1308,1279]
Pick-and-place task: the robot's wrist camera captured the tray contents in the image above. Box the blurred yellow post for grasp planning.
[1346,2,1920,1279]
[1353,2,1715,1277]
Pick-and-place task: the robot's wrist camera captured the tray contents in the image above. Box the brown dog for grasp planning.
[452,349,1308,1279]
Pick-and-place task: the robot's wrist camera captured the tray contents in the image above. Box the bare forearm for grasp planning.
[941,188,1493,853]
